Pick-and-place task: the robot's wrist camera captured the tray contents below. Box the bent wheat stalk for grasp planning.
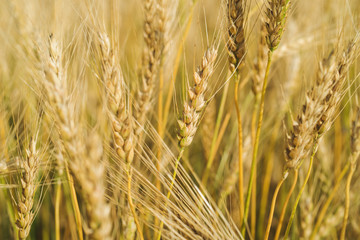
[340,107,360,240]
[263,170,289,240]
[157,47,217,240]
[309,162,350,239]
[273,169,298,240]
[283,137,318,239]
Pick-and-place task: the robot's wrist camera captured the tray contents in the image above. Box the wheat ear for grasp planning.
[40,35,84,240]
[283,40,357,239]
[41,35,112,240]
[15,138,39,239]
[135,0,164,135]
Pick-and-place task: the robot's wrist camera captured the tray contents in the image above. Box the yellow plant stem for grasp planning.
[251,94,260,238]
[234,74,244,224]
[242,50,273,235]
[0,118,18,239]
[157,66,164,177]
[309,161,350,239]
[64,164,83,240]
[55,179,62,240]
[273,169,299,240]
[340,159,357,240]
[283,137,319,239]
[258,122,279,239]
[264,171,288,240]
[334,118,342,180]
[127,168,144,240]
[157,148,185,240]
[155,64,164,230]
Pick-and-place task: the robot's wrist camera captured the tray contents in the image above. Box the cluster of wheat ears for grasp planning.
[1,0,360,239]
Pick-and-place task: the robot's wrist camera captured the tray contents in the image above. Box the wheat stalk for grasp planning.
[157,47,217,240]
[98,32,143,240]
[40,34,112,240]
[340,106,360,239]
[246,0,291,235]
[226,0,247,227]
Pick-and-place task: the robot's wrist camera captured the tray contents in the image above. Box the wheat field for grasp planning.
[0,0,360,239]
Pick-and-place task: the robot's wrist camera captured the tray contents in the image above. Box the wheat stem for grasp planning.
[340,163,355,240]
[156,148,184,240]
[55,180,61,240]
[234,75,244,223]
[309,161,350,239]
[0,118,18,239]
[273,169,298,240]
[127,169,144,240]
[155,65,164,231]
[264,171,288,240]
[250,94,259,239]
[334,118,342,180]
[258,122,279,239]
[64,164,83,240]
[283,137,318,239]
[340,108,360,239]
[242,50,273,235]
